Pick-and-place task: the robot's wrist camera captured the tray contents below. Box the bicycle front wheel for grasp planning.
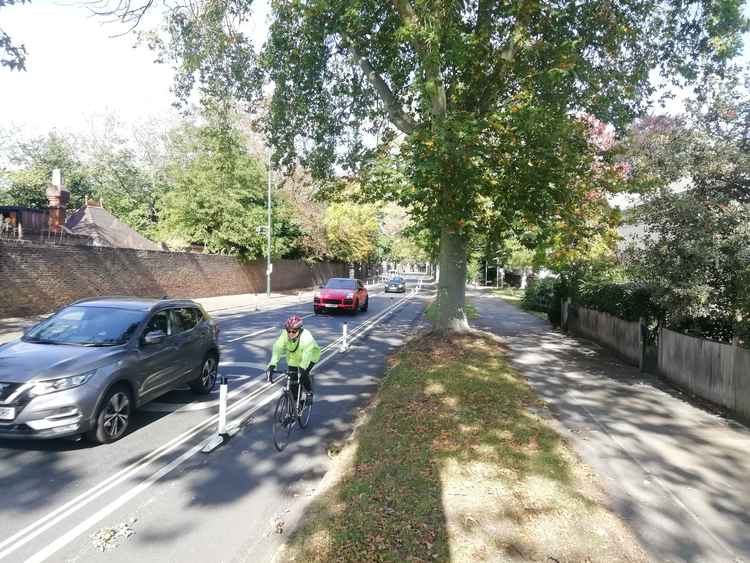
[273,393,294,451]
[298,393,313,429]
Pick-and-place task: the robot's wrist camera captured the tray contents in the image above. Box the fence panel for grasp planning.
[569,306,641,366]
[658,328,747,412]
[734,349,750,420]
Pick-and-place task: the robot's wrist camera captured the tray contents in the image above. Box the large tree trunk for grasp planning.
[436,225,471,332]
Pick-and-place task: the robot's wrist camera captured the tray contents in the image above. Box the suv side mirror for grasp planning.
[144,330,166,345]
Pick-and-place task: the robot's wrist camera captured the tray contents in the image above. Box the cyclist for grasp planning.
[267,315,320,409]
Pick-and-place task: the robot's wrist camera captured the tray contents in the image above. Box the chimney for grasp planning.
[46,168,70,233]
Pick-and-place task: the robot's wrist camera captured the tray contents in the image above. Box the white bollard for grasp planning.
[202,375,229,453]
[253,293,259,312]
[341,322,348,352]
[218,377,228,435]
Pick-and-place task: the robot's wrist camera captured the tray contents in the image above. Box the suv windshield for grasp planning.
[324,279,357,290]
[24,306,146,346]
[390,277,403,283]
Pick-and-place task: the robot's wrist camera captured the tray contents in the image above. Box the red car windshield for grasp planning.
[324,279,357,290]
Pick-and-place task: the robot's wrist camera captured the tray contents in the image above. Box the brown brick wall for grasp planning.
[0,240,347,317]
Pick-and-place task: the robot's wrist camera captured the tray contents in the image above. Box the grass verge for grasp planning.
[492,288,549,322]
[424,299,480,322]
[277,332,646,563]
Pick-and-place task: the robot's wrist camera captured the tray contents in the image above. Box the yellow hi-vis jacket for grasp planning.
[268,328,320,370]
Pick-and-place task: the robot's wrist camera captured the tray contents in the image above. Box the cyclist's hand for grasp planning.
[266,366,275,383]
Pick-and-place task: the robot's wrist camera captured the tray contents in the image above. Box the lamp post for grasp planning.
[266,152,273,297]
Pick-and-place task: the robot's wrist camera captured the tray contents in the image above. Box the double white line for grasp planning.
[4,288,420,563]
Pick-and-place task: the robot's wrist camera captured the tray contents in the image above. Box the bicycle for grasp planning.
[271,369,313,451]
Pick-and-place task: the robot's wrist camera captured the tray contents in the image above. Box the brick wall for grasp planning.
[0,240,347,317]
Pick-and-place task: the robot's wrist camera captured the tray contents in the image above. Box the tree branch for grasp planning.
[350,47,417,135]
[391,0,446,118]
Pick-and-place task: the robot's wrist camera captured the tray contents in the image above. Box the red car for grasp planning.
[314,278,369,314]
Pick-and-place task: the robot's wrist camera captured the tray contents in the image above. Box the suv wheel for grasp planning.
[87,384,132,444]
[190,354,218,394]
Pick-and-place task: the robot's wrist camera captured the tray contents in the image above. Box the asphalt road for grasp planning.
[0,276,431,563]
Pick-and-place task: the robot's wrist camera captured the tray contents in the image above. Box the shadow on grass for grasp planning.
[278,331,590,562]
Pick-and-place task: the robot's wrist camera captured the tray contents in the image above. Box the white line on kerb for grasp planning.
[12,290,420,562]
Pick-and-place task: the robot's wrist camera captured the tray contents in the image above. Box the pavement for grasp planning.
[470,287,750,563]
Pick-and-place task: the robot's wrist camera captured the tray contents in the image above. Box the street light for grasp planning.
[266,152,273,297]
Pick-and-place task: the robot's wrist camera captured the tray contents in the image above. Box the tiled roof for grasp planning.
[65,205,161,251]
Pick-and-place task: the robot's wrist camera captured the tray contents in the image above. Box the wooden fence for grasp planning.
[568,306,642,366]
[658,328,750,419]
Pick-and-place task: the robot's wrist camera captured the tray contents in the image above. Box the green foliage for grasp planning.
[0,1,28,71]
[145,0,747,329]
[522,278,556,313]
[0,133,93,210]
[157,124,272,258]
[621,74,750,343]
[576,282,660,324]
[323,201,380,263]
[548,258,627,327]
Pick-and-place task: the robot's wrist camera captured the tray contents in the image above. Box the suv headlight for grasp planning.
[25,370,96,398]
[346,292,354,299]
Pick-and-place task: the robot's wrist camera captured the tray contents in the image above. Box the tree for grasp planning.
[108,0,746,331]
[82,114,164,236]
[157,122,273,257]
[0,0,27,71]
[622,75,750,342]
[0,133,93,209]
[323,201,380,264]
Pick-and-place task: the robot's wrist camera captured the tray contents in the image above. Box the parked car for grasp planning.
[314,278,369,314]
[0,297,220,444]
[385,276,406,293]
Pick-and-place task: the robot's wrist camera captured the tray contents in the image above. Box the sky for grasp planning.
[0,0,270,136]
[1,2,748,142]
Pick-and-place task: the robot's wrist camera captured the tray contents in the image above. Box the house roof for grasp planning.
[65,205,161,251]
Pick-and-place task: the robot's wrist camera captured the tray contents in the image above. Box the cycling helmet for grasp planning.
[284,315,304,339]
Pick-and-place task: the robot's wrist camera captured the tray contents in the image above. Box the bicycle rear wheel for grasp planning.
[273,393,294,451]
[298,392,313,428]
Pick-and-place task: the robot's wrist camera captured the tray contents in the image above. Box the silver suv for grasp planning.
[0,297,220,444]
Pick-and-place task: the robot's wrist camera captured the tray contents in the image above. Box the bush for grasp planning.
[548,281,564,326]
[521,278,556,312]
[577,282,659,323]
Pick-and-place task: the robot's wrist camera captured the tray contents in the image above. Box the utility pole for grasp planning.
[266,152,273,297]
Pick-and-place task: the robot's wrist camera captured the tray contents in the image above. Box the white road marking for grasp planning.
[226,313,314,343]
[0,380,275,561]
[24,390,283,563]
[140,376,261,413]
[219,361,268,370]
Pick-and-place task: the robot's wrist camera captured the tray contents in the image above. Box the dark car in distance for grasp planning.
[314,278,369,314]
[0,297,220,444]
[385,276,406,293]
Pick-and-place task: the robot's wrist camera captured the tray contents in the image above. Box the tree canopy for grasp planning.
[133,0,747,330]
[622,74,750,342]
